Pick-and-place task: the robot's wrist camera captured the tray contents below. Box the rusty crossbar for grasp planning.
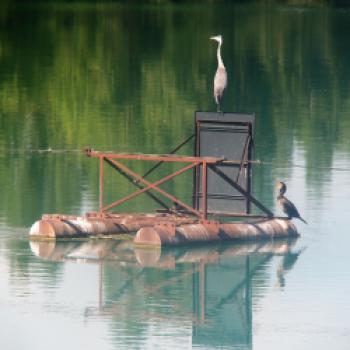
[141,133,195,179]
[87,149,221,219]
[103,159,199,215]
[89,152,226,164]
[103,157,170,210]
[85,149,268,220]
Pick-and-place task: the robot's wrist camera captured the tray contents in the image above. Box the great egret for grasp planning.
[210,35,227,112]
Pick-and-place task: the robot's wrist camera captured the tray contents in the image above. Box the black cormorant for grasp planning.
[276,181,307,224]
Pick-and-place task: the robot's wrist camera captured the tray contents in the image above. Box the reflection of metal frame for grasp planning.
[30,237,300,344]
[192,255,255,348]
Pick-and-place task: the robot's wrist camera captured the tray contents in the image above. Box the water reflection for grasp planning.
[276,246,306,289]
[30,238,302,349]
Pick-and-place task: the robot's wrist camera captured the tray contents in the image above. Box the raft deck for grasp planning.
[29,212,298,246]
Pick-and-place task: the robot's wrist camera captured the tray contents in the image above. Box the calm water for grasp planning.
[1,2,350,349]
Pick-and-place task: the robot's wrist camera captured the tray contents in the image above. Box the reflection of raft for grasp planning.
[30,236,298,267]
[29,212,298,246]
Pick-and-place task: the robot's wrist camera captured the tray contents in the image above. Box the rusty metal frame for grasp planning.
[86,150,231,219]
[103,159,199,216]
[86,149,271,220]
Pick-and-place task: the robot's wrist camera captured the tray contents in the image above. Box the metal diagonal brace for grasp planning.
[103,161,198,212]
[236,135,251,183]
[210,165,274,217]
[103,157,202,217]
[141,133,195,179]
[103,157,170,210]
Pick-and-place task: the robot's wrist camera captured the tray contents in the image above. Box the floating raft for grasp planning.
[134,218,298,246]
[29,212,298,246]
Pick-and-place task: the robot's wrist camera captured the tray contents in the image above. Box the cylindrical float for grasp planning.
[29,217,129,239]
[29,214,195,239]
[134,218,298,246]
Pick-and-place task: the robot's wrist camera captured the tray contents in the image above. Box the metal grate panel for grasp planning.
[193,112,255,215]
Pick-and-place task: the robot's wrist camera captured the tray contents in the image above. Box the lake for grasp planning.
[1,1,350,349]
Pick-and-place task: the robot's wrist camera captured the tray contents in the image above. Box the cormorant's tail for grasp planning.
[299,217,308,224]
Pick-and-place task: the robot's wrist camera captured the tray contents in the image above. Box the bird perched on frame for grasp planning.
[210,35,227,112]
[276,181,307,224]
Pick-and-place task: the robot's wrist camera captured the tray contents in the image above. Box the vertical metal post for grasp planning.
[193,121,201,210]
[247,123,253,214]
[99,156,104,212]
[202,161,208,219]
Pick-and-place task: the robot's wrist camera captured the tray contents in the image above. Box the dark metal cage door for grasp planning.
[193,112,255,216]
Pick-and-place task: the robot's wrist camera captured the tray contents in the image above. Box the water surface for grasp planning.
[1,2,350,349]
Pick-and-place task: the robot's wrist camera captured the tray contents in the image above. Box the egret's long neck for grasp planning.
[217,42,225,68]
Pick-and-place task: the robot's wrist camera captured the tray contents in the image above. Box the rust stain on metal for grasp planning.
[134,218,299,246]
[155,222,176,237]
[29,212,196,240]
